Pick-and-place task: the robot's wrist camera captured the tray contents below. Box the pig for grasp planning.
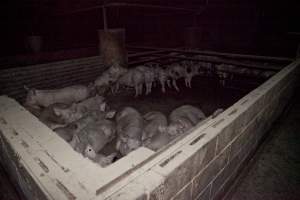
[166,63,186,92]
[52,101,112,124]
[53,112,100,142]
[74,95,105,113]
[84,150,117,167]
[70,119,117,158]
[142,111,168,141]
[154,66,171,93]
[182,61,200,88]
[94,64,128,88]
[39,103,68,124]
[54,123,78,142]
[143,131,174,151]
[24,85,91,109]
[115,68,144,97]
[135,65,156,95]
[159,105,206,136]
[115,107,144,155]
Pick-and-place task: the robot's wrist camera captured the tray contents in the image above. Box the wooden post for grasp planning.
[102,6,108,31]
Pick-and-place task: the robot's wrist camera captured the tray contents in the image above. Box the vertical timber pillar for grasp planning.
[98,28,128,67]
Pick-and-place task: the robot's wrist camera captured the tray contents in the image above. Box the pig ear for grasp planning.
[105,110,116,119]
[100,102,106,111]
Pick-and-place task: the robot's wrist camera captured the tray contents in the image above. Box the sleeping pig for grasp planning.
[52,101,112,124]
[142,111,168,141]
[159,105,206,136]
[53,111,101,142]
[70,119,117,159]
[115,107,144,155]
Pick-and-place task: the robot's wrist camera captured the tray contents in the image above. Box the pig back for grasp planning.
[116,107,143,139]
[51,85,90,104]
[169,105,206,125]
[142,111,167,140]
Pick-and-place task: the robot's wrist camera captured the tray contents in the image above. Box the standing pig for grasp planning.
[135,65,156,95]
[24,85,91,109]
[115,107,144,155]
[142,111,167,141]
[115,68,144,97]
[94,64,128,88]
[154,66,171,93]
[160,105,206,136]
[166,63,186,92]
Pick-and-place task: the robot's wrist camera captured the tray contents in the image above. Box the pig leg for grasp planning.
[166,79,171,88]
[145,83,150,95]
[184,78,188,87]
[172,79,180,92]
[188,76,192,88]
[159,80,166,93]
[138,84,143,96]
[149,81,153,94]
[134,85,139,97]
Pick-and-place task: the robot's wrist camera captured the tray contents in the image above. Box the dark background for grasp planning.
[1,0,300,57]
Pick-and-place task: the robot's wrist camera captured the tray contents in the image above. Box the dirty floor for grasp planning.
[227,89,300,200]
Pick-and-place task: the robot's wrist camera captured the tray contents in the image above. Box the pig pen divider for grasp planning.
[0,54,298,200]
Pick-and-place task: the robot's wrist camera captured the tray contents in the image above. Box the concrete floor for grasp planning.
[227,89,300,200]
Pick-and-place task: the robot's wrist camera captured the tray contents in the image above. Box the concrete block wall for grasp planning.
[106,59,299,200]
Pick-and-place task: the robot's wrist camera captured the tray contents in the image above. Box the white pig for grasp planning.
[154,66,171,93]
[24,85,91,109]
[39,103,68,128]
[135,65,156,95]
[94,64,128,87]
[182,61,199,88]
[115,68,144,97]
[70,119,117,158]
[159,105,206,136]
[115,107,144,155]
[142,111,168,141]
[166,63,186,92]
[143,131,174,151]
[54,112,100,142]
[84,150,117,167]
[53,101,112,124]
